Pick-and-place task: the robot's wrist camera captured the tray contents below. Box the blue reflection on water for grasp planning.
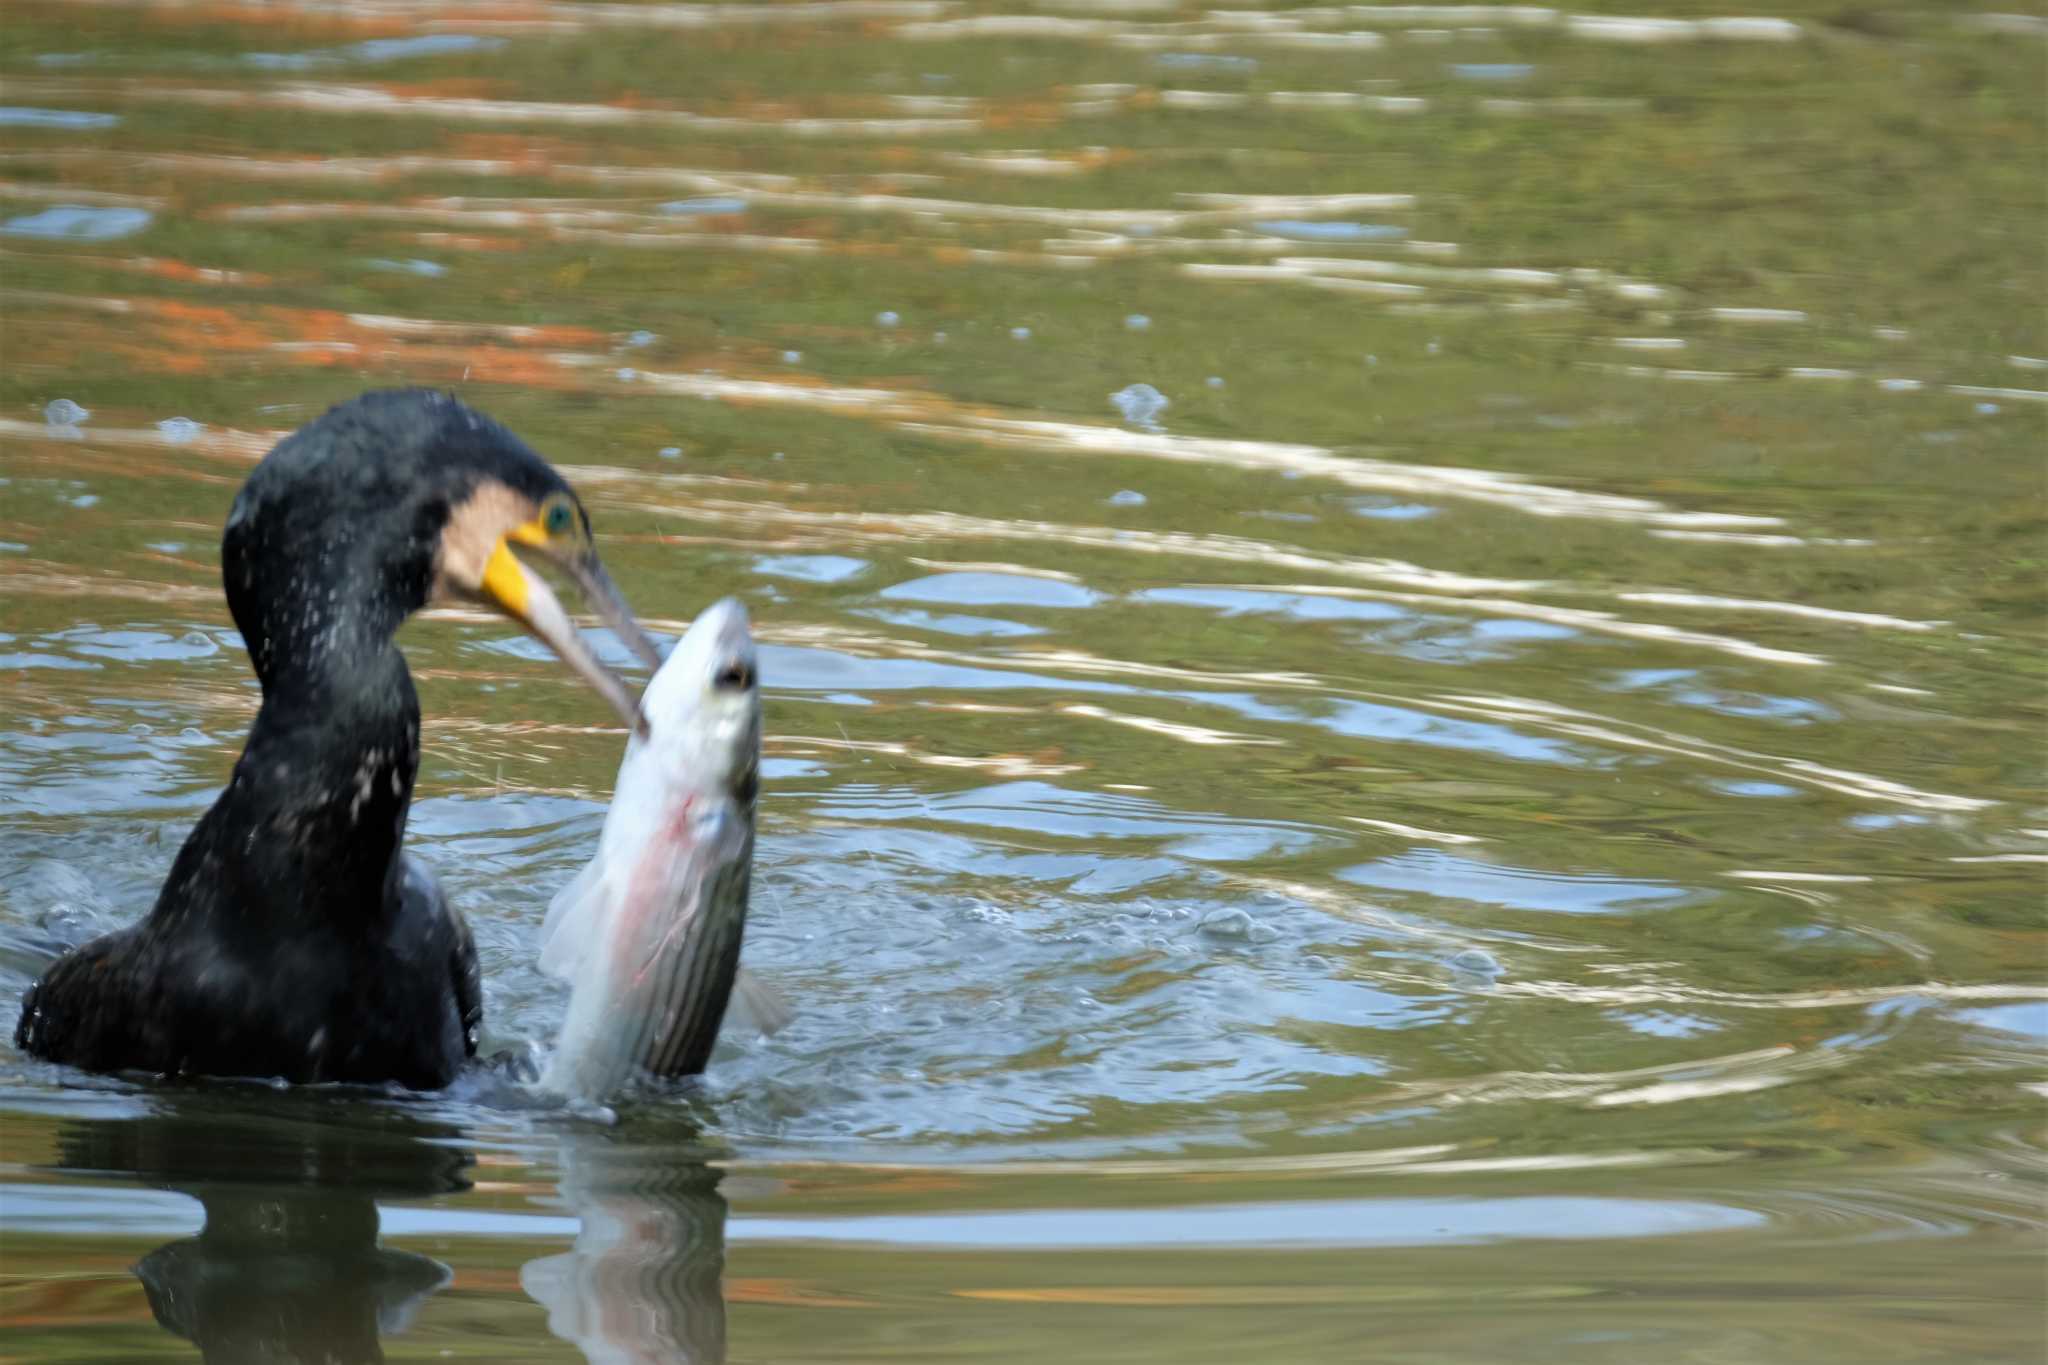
[1252,221,1409,242]
[858,607,1046,638]
[1,206,151,241]
[245,34,504,69]
[0,107,120,128]
[1142,586,1407,623]
[881,572,1103,610]
[726,1195,1762,1249]
[754,554,870,583]
[660,197,750,216]
[815,779,1327,862]
[1340,850,1697,915]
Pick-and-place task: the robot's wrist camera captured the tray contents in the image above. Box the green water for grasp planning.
[0,2,2043,1360]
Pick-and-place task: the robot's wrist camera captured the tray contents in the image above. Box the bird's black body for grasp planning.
[15,390,575,1088]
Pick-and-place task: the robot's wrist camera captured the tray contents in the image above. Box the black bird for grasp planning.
[14,389,665,1089]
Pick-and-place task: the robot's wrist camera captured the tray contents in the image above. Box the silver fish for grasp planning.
[537,597,784,1102]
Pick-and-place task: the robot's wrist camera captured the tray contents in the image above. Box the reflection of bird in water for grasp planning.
[15,390,663,1088]
[53,1094,473,1365]
[523,1137,730,1365]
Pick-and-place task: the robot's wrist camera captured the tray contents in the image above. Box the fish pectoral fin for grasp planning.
[537,855,608,982]
[726,966,793,1037]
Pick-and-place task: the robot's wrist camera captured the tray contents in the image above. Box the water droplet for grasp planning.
[1109,383,1169,431]
[43,398,89,427]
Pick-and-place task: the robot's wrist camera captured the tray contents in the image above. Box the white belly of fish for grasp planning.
[539,797,754,1102]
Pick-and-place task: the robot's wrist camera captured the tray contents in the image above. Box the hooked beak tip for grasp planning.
[478,540,650,734]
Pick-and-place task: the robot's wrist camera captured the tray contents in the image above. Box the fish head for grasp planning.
[640,597,759,805]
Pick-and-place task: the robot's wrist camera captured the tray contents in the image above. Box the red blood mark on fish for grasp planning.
[620,795,695,989]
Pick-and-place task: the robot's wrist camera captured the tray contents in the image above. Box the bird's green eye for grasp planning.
[544,500,575,537]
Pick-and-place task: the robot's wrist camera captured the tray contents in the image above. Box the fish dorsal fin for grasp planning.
[539,738,665,982]
[537,854,607,982]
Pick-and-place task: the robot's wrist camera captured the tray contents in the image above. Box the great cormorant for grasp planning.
[14,389,664,1089]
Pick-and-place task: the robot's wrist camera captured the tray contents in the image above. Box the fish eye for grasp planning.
[543,498,575,537]
[713,660,755,692]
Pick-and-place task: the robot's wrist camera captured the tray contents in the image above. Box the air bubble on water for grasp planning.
[876,310,901,328]
[1975,402,2000,415]
[1451,948,1503,979]
[44,398,89,429]
[658,446,682,459]
[157,417,202,444]
[1205,375,1224,389]
[1110,382,1168,431]
[1107,489,1147,507]
[1125,313,1151,331]
[933,330,948,344]
[1011,326,1032,340]
[625,330,657,348]
[615,367,638,382]
[1199,908,1254,939]
[1426,339,1442,355]
[781,350,802,364]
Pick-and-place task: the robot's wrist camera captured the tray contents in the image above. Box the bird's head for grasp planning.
[226,390,663,735]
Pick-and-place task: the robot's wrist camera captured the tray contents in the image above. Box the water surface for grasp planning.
[0,1,2042,1360]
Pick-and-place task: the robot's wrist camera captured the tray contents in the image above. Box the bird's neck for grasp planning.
[196,641,423,934]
